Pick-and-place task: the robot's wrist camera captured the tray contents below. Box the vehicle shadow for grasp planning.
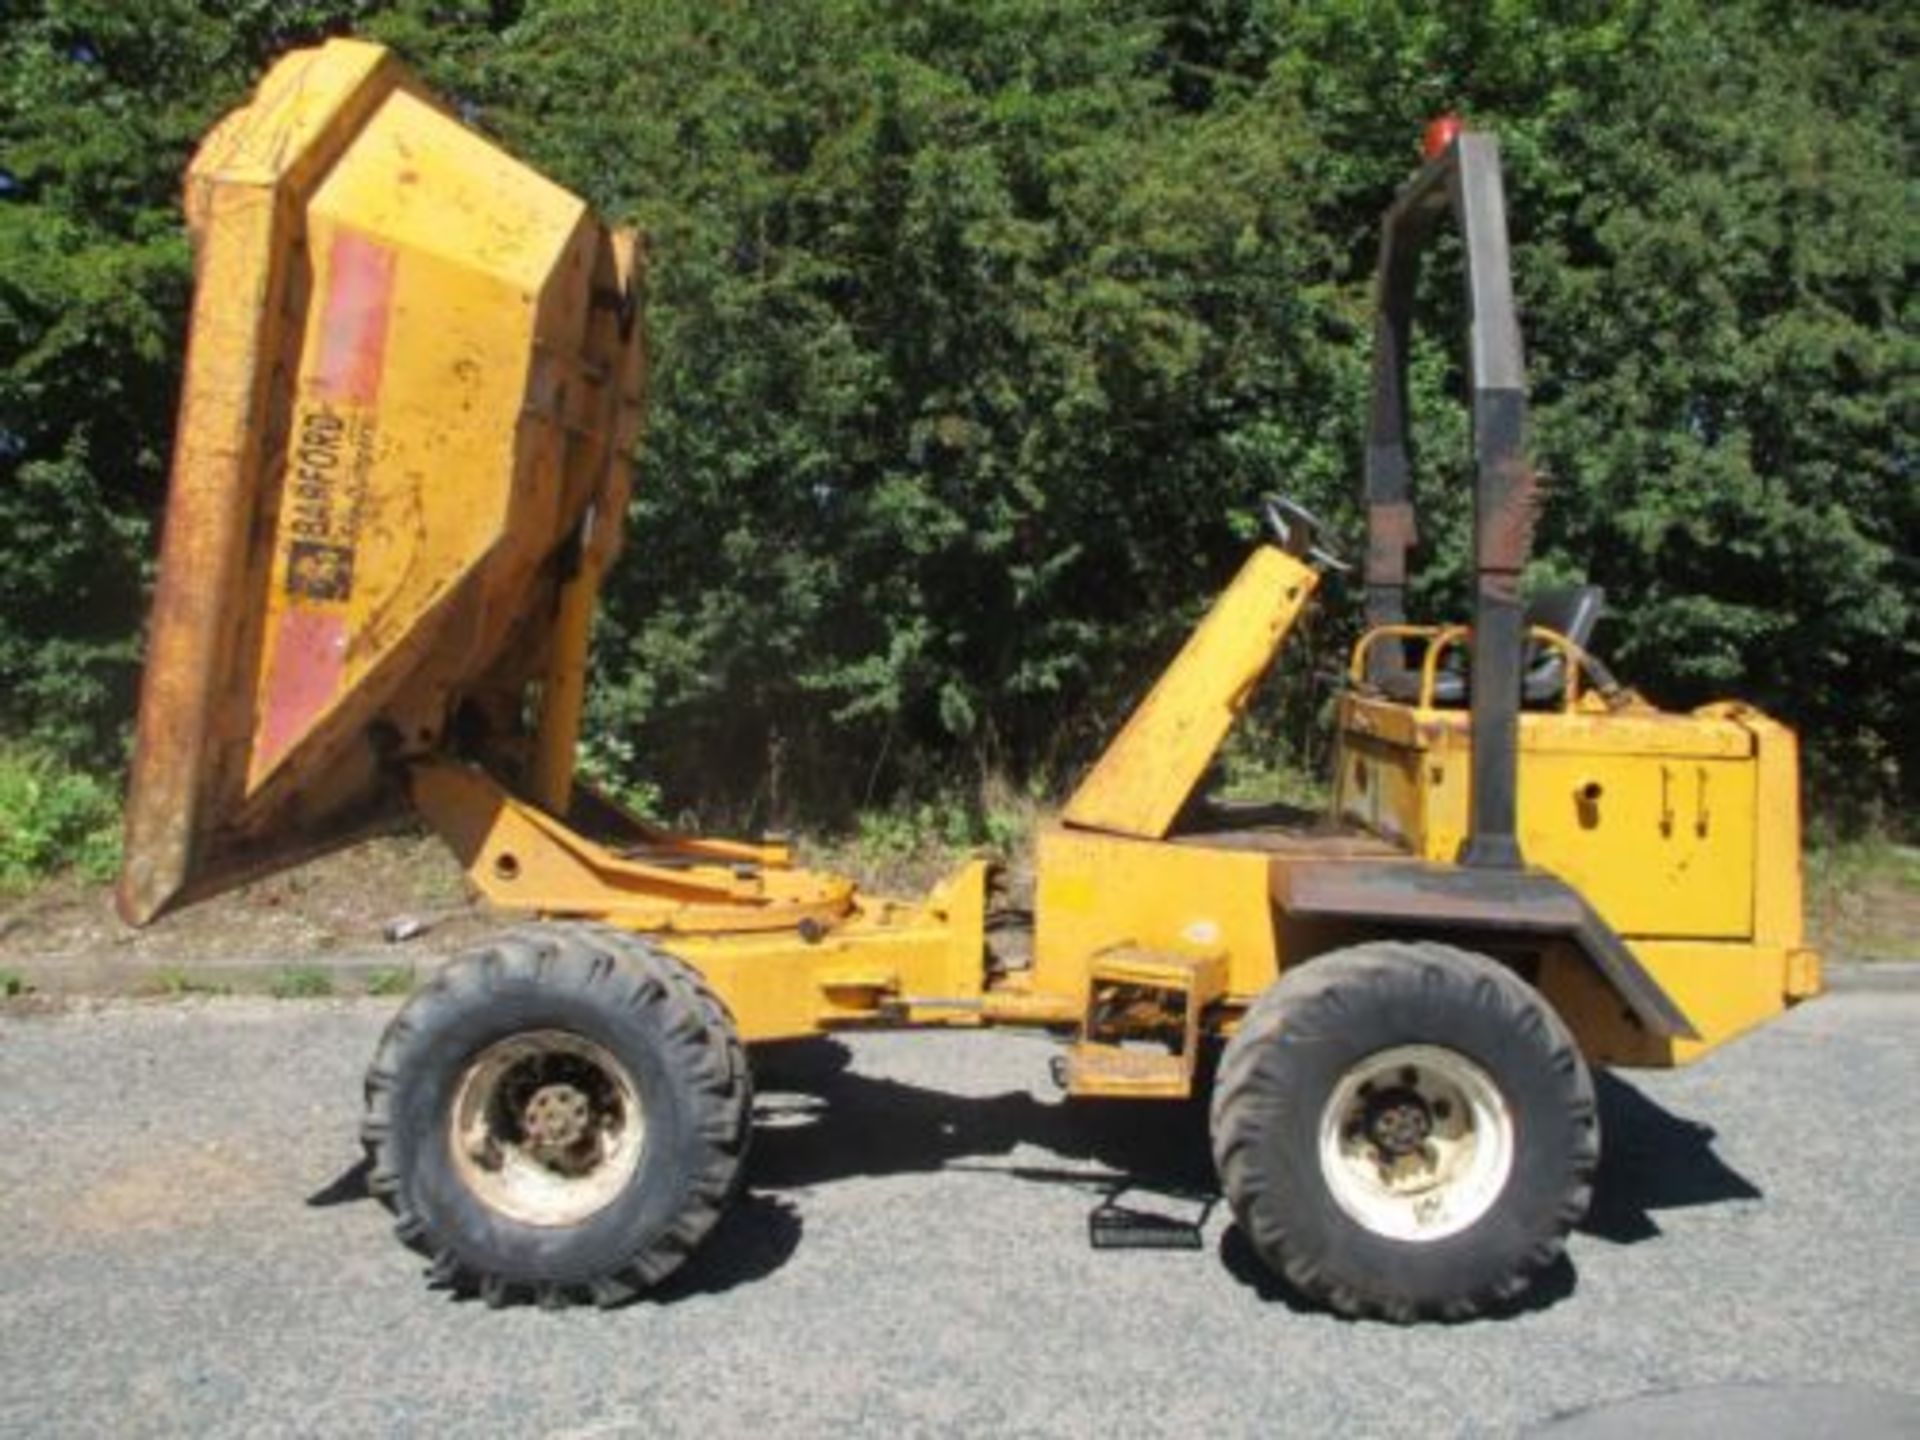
[747,1038,1216,1196]
[646,1193,802,1301]
[750,1040,1764,1317]
[303,1042,1760,1310]
[749,1046,1760,1214]
[303,1153,801,1305]
[1579,1069,1763,1244]
[1215,1222,1580,1320]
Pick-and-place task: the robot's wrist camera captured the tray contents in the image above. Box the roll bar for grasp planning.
[1362,131,1539,870]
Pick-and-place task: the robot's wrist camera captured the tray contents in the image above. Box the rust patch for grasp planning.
[1275,858,1583,927]
[117,210,277,927]
[1366,499,1418,585]
[1479,456,1542,574]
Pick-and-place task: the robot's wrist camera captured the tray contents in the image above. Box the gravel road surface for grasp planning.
[1,990,1914,1438]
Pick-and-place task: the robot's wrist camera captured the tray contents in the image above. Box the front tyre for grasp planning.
[361,925,750,1308]
[1210,941,1598,1321]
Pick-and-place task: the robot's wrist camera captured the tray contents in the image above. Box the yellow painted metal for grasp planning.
[1064,1045,1196,1097]
[1065,946,1227,1098]
[1336,693,1761,938]
[411,760,856,935]
[527,560,601,816]
[410,758,998,1043]
[1062,546,1318,838]
[120,39,643,923]
[1033,825,1279,1003]
[1083,945,1229,996]
[664,861,991,1042]
[529,239,647,817]
[1328,625,1821,1063]
[1784,947,1824,1000]
[1642,938,1815,1064]
[1537,938,1815,1067]
[243,72,631,790]
[1708,703,1808,951]
[1338,690,1753,758]
[122,41,409,923]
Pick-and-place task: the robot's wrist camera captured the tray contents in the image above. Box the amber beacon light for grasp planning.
[1423,111,1465,159]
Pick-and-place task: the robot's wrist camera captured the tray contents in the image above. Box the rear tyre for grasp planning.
[361,924,750,1308]
[1210,941,1598,1321]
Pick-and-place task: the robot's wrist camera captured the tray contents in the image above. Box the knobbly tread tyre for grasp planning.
[360,923,750,1309]
[1210,940,1599,1322]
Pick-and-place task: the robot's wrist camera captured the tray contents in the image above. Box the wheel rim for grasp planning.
[1316,1043,1514,1242]
[449,1030,646,1228]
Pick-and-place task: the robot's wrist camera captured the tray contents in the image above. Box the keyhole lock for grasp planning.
[1575,780,1603,830]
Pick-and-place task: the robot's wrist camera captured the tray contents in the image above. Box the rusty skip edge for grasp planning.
[118,196,281,927]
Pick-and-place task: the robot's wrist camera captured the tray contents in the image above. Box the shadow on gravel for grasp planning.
[1580,1071,1762,1244]
[747,1038,1216,1197]
[300,1042,1765,1312]
[645,1194,802,1302]
[752,1038,1582,1320]
[1217,1224,1578,1320]
[307,1157,372,1208]
[749,1041,1766,1318]
[301,1158,802,1303]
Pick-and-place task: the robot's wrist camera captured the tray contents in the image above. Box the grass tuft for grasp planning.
[152,967,232,998]
[269,966,334,999]
[1806,837,1920,960]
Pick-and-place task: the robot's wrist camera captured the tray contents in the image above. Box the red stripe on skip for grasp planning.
[259,610,348,767]
[311,229,396,405]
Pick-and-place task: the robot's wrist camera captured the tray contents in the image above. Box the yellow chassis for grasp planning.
[422,542,1820,1087]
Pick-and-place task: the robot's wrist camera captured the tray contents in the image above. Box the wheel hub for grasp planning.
[1317,1044,1516,1242]
[522,1083,593,1154]
[449,1030,647,1228]
[1362,1085,1433,1157]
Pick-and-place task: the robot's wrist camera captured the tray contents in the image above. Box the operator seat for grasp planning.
[1520,585,1605,706]
[1380,584,1606,709]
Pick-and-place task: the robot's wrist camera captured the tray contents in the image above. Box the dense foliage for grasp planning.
[1,1,1912,831]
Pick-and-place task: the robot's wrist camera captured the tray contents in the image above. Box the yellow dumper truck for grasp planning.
[119,42,1821,1319]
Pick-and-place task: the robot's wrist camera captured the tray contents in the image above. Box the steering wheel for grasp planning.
[1261,493,1350,572]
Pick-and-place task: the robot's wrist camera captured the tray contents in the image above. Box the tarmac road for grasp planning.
[1,989,1915,1438]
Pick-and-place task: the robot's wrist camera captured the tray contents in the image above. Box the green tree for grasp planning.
[1267,0,1916,822]
[0,1,377,755]
[0,0,1910,835]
